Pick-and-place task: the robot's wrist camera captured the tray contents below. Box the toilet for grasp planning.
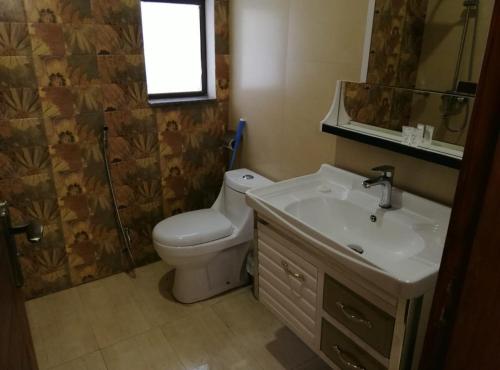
[153,169,273,303]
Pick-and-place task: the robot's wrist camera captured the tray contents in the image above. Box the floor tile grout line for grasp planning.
[72,281,109,354]
[155,323,189,370]
[27,288,102,370]
[97,324,153,352]
[44,350,109,370]
[207,304,234,332]
[29,263,325,370]
[206,303,269,370]
[74,271,155,351]
[95,319,192,370]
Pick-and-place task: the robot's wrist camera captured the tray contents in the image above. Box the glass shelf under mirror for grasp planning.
[320,81,473,168]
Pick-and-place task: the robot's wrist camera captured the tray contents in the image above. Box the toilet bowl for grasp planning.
[153,169,273,303]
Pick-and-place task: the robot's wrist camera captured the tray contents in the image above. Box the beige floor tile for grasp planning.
[129,262,205,327]
[133,260,170,281]
[49,351,107,370]
[101,328,185,370]
[211,290,317,370]
[161,307,262,370]
[211,287,283,334]
[200,285,253,307]
[78,274,150,348]
[28,263,324,370]
[26,287,82,325]
[26,288,98,370]
[292,356,331,370]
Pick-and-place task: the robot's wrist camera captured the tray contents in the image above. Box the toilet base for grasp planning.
[171,242,251,304]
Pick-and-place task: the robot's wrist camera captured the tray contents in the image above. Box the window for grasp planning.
[141,0,210,102]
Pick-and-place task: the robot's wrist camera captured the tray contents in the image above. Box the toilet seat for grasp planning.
[153,209,233,247]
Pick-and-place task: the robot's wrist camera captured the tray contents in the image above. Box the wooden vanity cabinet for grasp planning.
[255,217,429,370]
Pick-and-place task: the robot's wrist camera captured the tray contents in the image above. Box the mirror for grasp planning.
[365,0,494,93]
[322,0,494,167]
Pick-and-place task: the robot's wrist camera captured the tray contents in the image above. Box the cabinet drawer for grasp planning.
[321,319,386,370]
[323,274,394,357]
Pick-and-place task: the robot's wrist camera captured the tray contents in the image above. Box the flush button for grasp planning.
[242,174,254,180]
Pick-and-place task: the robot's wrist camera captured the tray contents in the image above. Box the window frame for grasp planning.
[141,0,208,101]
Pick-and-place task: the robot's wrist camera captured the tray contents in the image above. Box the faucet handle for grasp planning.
[372,165,395,178]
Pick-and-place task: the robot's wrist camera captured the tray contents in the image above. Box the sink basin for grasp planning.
[284,196,427,262]
[246,164,451,298]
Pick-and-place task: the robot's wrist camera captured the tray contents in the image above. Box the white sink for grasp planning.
[246,164,451,298]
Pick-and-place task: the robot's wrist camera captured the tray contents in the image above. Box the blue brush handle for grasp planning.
[229,119,246,170]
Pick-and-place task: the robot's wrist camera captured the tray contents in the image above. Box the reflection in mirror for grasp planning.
[322,0,494,167]
[366,0,494,93]
[322,81,466,163]
[417,0,494,93]
[343,83,474,147]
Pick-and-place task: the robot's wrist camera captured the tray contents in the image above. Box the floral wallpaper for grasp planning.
[0,0,230,299]
[367,0,428,88]
[346,0,428,131]
[344,82,412,131]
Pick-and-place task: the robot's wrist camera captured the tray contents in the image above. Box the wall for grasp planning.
[334,138,459,204]
[230,0,459,205]
[0,0,230,299]
[230,0,366,180]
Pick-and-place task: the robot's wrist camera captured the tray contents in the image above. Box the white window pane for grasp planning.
[141,2,203,95]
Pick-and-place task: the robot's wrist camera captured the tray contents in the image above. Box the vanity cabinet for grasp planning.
[258,219,318,346]
[255,217,430,370]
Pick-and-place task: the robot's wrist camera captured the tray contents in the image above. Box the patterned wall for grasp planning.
[346,0,428,130]
[344,82,412,131]
[367,0,428,88]
[0,0,230,299]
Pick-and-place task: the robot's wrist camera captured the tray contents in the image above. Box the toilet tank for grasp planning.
[223,169,273,229]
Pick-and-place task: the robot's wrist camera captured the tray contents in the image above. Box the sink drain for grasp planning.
[348,244,364,254]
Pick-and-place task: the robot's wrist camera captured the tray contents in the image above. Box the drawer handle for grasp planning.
[258,219,269,226]
[336,302,373,329]
[333,345,366,370]
[281,261,305,282]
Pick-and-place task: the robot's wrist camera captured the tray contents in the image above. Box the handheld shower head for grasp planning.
[463,0,478,8]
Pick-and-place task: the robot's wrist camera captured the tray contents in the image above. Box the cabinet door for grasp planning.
[258,222,318,345]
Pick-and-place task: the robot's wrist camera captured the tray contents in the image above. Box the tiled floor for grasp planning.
[26,261,330,370]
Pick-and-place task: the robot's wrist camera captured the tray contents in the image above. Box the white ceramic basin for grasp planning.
[246,165,451,298]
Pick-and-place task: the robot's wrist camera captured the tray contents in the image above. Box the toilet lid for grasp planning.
[153,209,233,247]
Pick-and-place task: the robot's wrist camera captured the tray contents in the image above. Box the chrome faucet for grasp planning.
[362,165,395,209]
